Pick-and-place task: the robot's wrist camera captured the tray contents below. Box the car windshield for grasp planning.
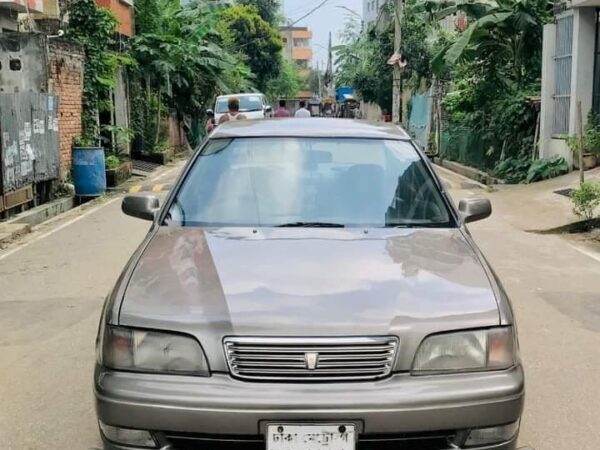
[215,96,263,113]
[165,138,453,228]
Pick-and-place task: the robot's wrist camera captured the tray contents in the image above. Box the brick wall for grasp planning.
[47,39,85,177]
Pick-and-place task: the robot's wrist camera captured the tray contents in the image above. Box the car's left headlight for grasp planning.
[412,327,516,374]
[99,325,210,376]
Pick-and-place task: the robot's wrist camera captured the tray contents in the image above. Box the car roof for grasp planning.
[216,93,264,99]
[211,118,411,140]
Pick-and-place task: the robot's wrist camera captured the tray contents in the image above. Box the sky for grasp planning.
[282,0,363,67]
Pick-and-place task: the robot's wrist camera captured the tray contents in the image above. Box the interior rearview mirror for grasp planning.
[458,197,491,223]
[122,195,160,221]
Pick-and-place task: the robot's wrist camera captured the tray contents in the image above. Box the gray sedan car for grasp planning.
[95,119,527,450]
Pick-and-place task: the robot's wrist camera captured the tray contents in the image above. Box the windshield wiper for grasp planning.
[277,222,345,228]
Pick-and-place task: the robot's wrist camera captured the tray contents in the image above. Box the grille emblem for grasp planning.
[304,352,319,370]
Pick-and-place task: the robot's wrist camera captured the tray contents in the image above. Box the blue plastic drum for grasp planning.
[72,147,107,196]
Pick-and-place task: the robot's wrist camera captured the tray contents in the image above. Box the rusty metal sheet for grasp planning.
[32,94,59,182]
[0,92,60,195]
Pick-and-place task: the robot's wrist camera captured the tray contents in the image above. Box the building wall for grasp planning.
[96,0,133,37]
[280,26,313,69]
[47,38,84,175]
[0,33,47,92]
[0,11,19,31]
[539,6,597,165]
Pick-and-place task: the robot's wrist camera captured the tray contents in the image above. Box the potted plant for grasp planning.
[102,126,133,187]
[568,113,600,170]
[104,154,132,187]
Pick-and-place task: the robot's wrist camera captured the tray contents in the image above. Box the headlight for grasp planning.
[100,325,210,376]
[412,327,516,374]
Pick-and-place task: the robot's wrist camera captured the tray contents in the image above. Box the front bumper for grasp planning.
[95,365,525,449]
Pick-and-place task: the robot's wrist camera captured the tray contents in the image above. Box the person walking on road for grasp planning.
[274,100,291,118]
[294,101,311,118]
[218,97,247,125]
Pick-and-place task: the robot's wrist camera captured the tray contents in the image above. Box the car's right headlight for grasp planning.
[412,327,516,374]
[99,325,210,376]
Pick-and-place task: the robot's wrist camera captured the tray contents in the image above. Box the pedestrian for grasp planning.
[205,109,216,134]
[294,101,311,118]
[218,97,247,125]
[273,100,291,118]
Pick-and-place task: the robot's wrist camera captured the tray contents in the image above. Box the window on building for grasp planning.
[593,10,600,115]
[295,60,309,70]
[553,15,574,135]
[282,37,288,44]
[293,38,309,47]
[9,59,21,71]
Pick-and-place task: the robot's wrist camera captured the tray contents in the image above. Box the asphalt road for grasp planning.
[0,162,599,450]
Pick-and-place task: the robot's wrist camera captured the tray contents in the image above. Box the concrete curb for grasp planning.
[7,196,76,227]
[433,162,489,191]
[434,158,502,187]
[0,159,185,247]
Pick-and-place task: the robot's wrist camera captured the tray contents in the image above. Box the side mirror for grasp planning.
[458,197,491,223]
[265,105,273,113]
[206,108,214,116]
[122,195,160,221]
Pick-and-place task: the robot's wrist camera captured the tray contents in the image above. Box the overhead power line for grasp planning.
[288,0,333,27]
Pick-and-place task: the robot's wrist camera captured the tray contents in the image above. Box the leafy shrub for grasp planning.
[105,155,121,170]
[571,181,600,221]
[526,156,569,183]
[493,155,569,184]
[493,156,531,183]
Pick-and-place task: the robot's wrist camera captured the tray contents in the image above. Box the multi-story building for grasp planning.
[0,0,47,32]
[363,0,384,28]
[280,26,313,74]
[538,0,599,165]
[279,25,313,99]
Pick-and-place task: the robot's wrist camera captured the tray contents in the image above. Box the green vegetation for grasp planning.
[571,181,600,222]
[216,3,283,92]
[266,58,302,102]
[105,154,122,170]
[67,0,287,156]
[66,0,132,143]
[335,0,556,183]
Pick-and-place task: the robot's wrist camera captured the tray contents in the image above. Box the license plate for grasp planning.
[267,424,356,450]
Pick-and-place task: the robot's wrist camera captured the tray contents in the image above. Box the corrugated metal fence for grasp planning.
[0,93,59,210]
[408,90,432,150]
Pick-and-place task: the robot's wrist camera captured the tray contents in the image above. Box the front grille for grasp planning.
[164,431,457,450]
[223,336,399,381]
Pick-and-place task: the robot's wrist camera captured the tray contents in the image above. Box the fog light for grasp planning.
[99,421,157,448]
[464,421,519,447]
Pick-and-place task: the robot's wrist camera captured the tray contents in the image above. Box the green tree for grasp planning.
[67,0,129,141]
[130,0,253,149]
[265,57,302,101]
[426,0,550,85]
[236,0,281,24]
[217,4,283,92]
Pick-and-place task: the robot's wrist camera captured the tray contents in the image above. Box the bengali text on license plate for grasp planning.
[267,424,356,450]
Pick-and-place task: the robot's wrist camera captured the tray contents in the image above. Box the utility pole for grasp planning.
[392,0,403,124]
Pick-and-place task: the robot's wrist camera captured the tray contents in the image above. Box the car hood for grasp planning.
[119,227,500,370]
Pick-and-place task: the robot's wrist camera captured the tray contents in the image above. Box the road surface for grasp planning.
[0,162,598,449]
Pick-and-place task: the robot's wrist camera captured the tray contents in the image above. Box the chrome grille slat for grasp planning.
[224,337,398,381]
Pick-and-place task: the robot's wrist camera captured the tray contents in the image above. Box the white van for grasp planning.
[213,93,271,123]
